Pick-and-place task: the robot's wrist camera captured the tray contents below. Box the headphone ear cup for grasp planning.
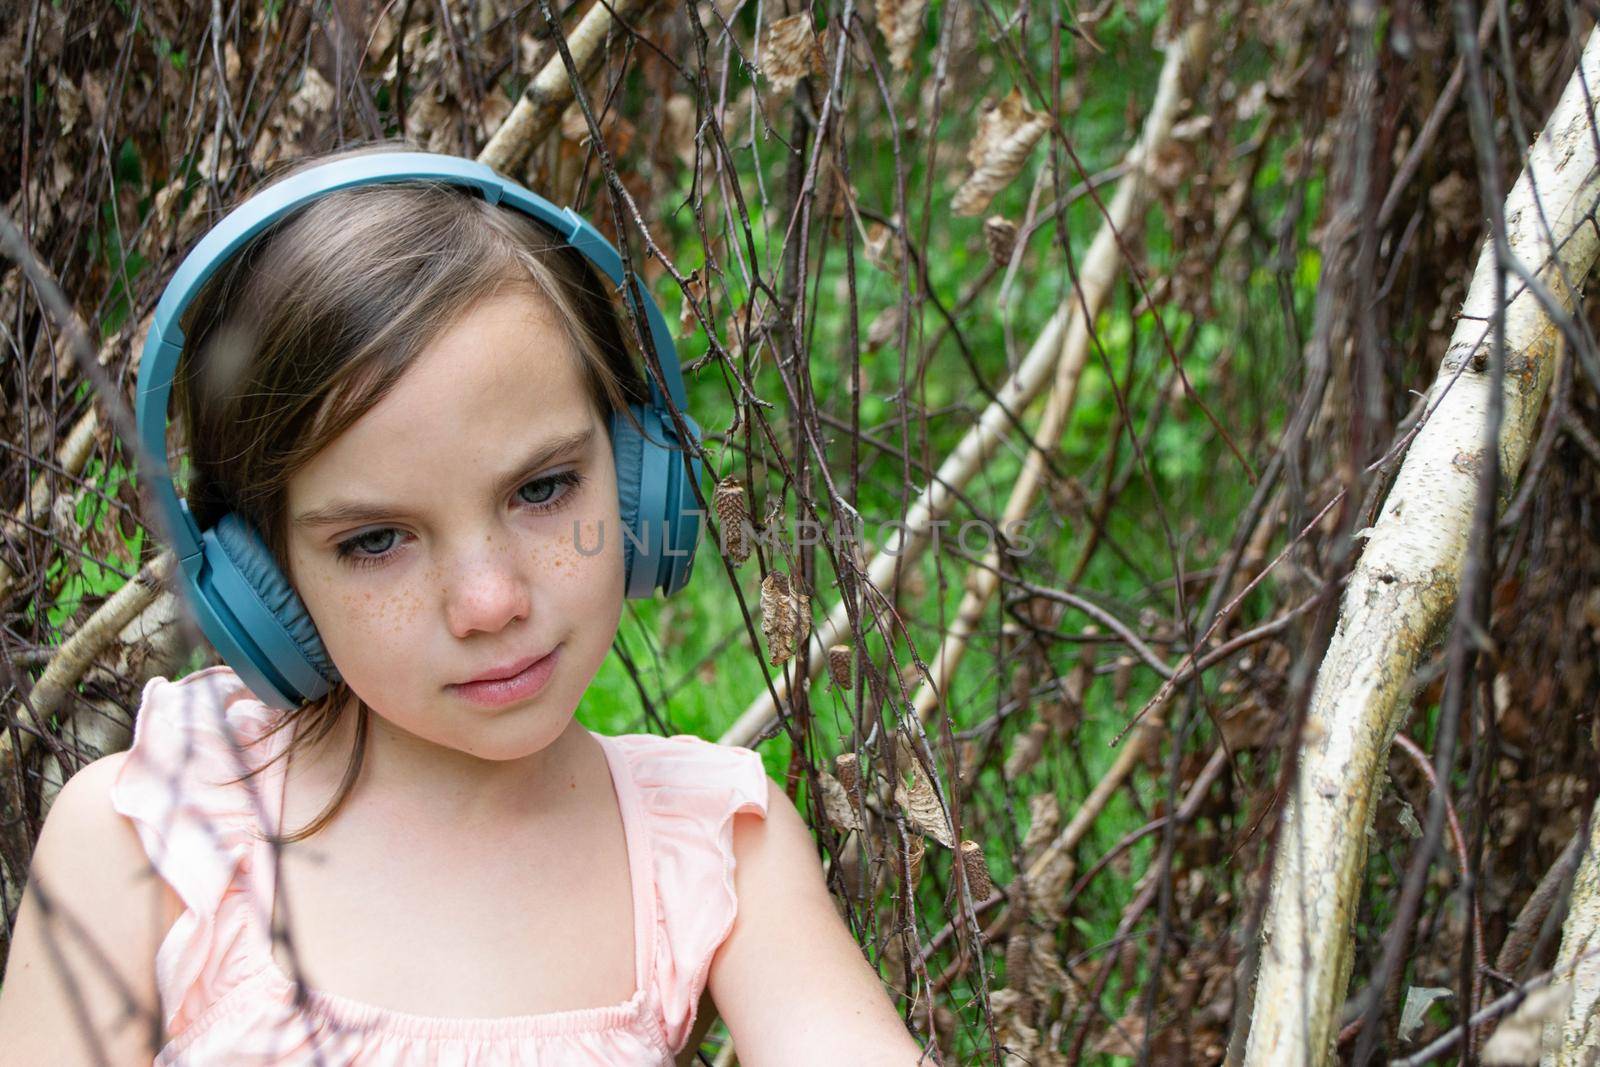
[205,512,341,696]
[611,405,645,597]
[611,403,702,600]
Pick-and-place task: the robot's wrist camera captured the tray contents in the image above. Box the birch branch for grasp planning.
[1,550,174,767]
[477,0,666,177]
[1542,804,1600,1066]
[0,409,100,603]
[1244,26,1600,1064]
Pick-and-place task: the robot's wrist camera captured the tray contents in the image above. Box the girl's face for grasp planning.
[283,288,626,762]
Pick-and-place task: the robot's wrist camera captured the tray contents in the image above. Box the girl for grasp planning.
[0,142,929,1066]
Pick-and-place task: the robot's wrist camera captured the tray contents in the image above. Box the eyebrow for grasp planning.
[292,426,596,530]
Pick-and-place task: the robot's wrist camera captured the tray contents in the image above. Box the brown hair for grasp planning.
[171,139,650,844]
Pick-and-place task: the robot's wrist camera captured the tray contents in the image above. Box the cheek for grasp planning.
[292,553,434,652]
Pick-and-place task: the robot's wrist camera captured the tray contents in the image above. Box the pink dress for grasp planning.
[108,666,772,1066]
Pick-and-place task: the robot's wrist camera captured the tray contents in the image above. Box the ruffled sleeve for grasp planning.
[107,666,284,1037]
[615,732,770,1056]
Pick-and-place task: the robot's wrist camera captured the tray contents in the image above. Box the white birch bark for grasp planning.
[1542,808,1600,1065]
[1245,27,1600,1064]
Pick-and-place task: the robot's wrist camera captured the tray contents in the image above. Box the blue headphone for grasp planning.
[135,151,704,711]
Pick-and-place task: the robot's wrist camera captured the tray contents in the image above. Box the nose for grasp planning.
[444,532,532,639]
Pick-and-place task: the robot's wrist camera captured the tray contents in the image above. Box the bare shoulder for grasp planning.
[0,751,178,1067]
[707,777,931,1067]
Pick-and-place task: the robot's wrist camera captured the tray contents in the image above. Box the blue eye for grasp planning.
[332,527,403,566]
[515,470,585,511]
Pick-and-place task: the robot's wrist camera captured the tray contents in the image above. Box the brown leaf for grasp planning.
[874,0,929,74]
[984,214,1018,266]
[661,93,698,171]
[1021,793,1059,868]
[1005,720,1051,780]
[819,770,862,833]
[951,88,1051,217]
[759,569,810,666]
[835,752,860,794]
[866,304,901,351]
[895,763,955,848]
[761,14,823,94]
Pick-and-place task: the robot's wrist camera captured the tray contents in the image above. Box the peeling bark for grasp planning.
[1542,807,1600,1066]
[1244,26,1600,1065]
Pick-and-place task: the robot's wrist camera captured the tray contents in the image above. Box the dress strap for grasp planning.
[108,667,286,1035]
[608,732,771,1055]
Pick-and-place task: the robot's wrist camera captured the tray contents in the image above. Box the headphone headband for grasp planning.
[132,150,704,708]
[136,151,689,582]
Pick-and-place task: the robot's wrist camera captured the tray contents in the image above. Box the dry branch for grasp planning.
[909,20,1208,728]
[1244,26,1600,1064]
[718,20,1211,749]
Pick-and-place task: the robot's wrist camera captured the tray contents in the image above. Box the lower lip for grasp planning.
[449,646,561,708]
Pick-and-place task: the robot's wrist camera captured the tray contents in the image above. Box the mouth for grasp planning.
[446,645,562,709]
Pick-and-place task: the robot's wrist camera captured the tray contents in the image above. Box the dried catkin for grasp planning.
[958,839,995,901]
[826,643,853,689]
[834,751,860,794]
[714,477,751,564]
[984,214,1018,266]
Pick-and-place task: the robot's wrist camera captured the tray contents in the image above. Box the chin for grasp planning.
[462,709,577,762]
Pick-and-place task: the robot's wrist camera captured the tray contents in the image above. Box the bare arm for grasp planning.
[0,753,178,1067]
[706,778,929,1066]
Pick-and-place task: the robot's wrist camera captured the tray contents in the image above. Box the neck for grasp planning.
[284,691,596,833]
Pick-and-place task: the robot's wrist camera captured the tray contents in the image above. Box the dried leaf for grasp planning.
[1022,793,1060,868]
[1092,1012,1147,1058]
[865,218,903,273]
[760,570,810,665]
[819,770,862,833]
[679,268,706,339]
[951,88,1051,217]
[874,0,928,73]
[662,93,698,171]
[56,78,83,136]
[761,14,823,94]
[1005,721,1051,780]
[990,986,1042,1062]
[866,304,901,351]
[895,763,955,848]
[1399,986,1453,1043]
[904,832,926,885]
